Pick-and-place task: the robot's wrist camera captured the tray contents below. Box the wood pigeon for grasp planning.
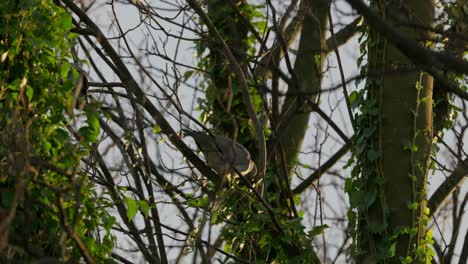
[183,129,257,180]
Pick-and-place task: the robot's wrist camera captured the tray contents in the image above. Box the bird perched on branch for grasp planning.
[182,129,257,180]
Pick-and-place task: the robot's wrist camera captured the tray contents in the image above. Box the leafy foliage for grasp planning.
[0,0,114,262]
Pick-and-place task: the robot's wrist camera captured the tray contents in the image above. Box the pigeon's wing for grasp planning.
[183,130,255,176]
[212,136,254,174]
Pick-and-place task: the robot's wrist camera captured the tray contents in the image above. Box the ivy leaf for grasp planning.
[349,91,358,108]
[350,191,376,210]
[424,207,430,215]
[401,256,413,264]
[125,197,138,221]
[344,178,354,193]
[388,243,396,257]
[362,127,375,138]
[407,201,419,210]
[367,221,385,234]
[374,176,385,185]
[367,149,380,161]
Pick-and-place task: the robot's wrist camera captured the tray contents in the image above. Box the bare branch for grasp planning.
[428,157,468,215]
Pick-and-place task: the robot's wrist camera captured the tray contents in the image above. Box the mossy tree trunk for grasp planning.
[352,0,435,262]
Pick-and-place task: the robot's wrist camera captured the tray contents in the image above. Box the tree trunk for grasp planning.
[278,0,328,178]
[355,0,435,262]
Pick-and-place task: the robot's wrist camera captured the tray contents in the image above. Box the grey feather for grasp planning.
[183,129,256,178]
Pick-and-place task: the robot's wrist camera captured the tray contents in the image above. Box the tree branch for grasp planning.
[345,0,468,101]
[293,139,353,194]
[460,225,468,264]
[428,157,468,215]
[324,16,364,55]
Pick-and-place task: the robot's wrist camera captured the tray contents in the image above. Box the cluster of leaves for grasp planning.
[0,0,114,262]
[208,182,319,263]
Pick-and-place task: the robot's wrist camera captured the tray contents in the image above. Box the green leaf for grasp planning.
[59,10,73,30]
[349,91,358,106]
[86,108,100,132]
[367,149,380,161]
[416,246,425,259]
[42,141,52,152]
[184,70,194,81]
[153,125,161,134]
[258,233,272,248]
[374,176,385,185]
[367,221,385,234]
[60,61,71,80]
[401,255,413,264]
[137,200,151,218]
[344,178,353,193]
[187,196,209,208]
[347,210,356,223]
[76,148,90,157]
[388,242,396,257]
[26,85,33,100]
[362,127,375,138]
[350,191,376,210]
[424,207,430,215]
[78,126,99,143]
[407,201,419,210]
[7,47,17,61]
[308,224,329,237]
[125,197,138,221]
